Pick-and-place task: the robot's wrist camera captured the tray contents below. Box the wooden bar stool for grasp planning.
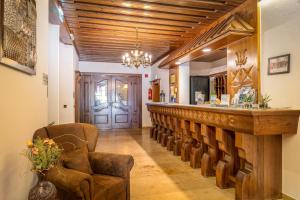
[190,122,205,169]
[166,117,175,151]
[181,120,193,162]
[216,128,239,189]
[173,117,182,156]
[201,124,220,177]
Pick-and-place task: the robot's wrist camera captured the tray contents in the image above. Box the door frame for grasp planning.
[75,72,143,129]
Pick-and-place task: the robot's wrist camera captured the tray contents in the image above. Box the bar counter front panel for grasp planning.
[146,102,300,200]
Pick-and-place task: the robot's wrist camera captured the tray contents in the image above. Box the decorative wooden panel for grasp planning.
[227,0,259,100]
[159,14,255,68]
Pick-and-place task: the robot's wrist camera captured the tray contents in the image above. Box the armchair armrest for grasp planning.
[45,166,94,200]
[88,152,134,178]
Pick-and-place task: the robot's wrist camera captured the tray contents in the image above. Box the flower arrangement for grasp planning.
[25,137,63,174]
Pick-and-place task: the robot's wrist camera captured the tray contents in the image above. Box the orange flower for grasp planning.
[48,139,55,146]
[43,138,50,144]
[26,140,33,148]
[32,147,39,155]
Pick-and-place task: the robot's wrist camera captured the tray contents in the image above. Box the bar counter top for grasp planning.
[146,102,300,135]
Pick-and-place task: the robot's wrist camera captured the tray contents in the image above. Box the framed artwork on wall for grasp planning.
[170,74,176,84]
[0,0,37,75]
[268,54,290,75]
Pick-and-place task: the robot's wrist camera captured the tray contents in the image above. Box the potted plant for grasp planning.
[25,137,63,199]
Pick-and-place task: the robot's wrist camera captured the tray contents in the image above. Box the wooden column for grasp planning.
[235,133,282,200]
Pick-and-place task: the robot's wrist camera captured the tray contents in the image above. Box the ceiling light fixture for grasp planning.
[175,62,180,65]
[202,48,212,53]
[122,28,152,68]
[122,2,132,7]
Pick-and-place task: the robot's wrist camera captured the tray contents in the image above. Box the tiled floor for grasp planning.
[96,128,235,200]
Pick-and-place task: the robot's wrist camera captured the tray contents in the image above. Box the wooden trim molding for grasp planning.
[159,14,255,68]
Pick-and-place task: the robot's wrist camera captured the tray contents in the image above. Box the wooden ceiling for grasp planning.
[58,0,247,63]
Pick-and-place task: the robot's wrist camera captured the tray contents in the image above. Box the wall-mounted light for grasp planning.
[175,62,181,65]
[202,48,212,53]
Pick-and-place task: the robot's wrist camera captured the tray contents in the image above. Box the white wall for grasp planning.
[260,0,300,198]
[0,0,49,199]
[151,58,170,102]
[178,63,190,104]
[48,24,60,124]
[190,58,227,76]
[59,43,75,124]
[79,61,152,127]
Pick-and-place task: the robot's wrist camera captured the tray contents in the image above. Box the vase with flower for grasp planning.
[25,137,63,200]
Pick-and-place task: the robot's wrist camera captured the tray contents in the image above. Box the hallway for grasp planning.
[96,129,235,200]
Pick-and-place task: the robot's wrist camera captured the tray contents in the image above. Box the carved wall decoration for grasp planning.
[227,0,259,100]
[0,0,37,75]
[229,48,255,95]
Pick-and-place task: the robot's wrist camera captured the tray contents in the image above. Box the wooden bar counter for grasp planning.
[147,102,300,200]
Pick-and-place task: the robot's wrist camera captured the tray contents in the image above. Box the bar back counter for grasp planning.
[147,102,300,200]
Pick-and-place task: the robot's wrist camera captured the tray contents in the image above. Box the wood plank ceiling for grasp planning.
[59,0,246,63]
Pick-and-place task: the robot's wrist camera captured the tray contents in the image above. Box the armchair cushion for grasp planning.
[88,152,134,178]
[46,166,94,200]
[61,146,93,175]
[93,175,126,200]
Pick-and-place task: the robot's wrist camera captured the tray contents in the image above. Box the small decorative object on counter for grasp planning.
[232,86,256,108]
[195,91,205,104]
[24,137,63,200]
[259,94,272,109]
[220,94,230,106]
[160,90,166,102]
[210,94,217,105]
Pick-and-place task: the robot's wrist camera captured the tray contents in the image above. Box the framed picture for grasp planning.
[170,74,176,84]
[268,54,290,75]
[0,0,37,75]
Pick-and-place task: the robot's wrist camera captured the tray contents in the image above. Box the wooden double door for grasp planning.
[76,73,142,129]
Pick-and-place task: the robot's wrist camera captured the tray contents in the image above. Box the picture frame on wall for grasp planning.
[170,74,176,84]
[268,54,290,75]
[0,0,37,75]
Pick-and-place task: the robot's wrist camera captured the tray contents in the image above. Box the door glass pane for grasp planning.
[95,80,108,106]
[115,80,128,106]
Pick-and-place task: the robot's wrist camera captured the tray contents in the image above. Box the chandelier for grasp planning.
[122,28,152,68]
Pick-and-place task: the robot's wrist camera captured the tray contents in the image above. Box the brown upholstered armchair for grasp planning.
[33,123,134,200]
